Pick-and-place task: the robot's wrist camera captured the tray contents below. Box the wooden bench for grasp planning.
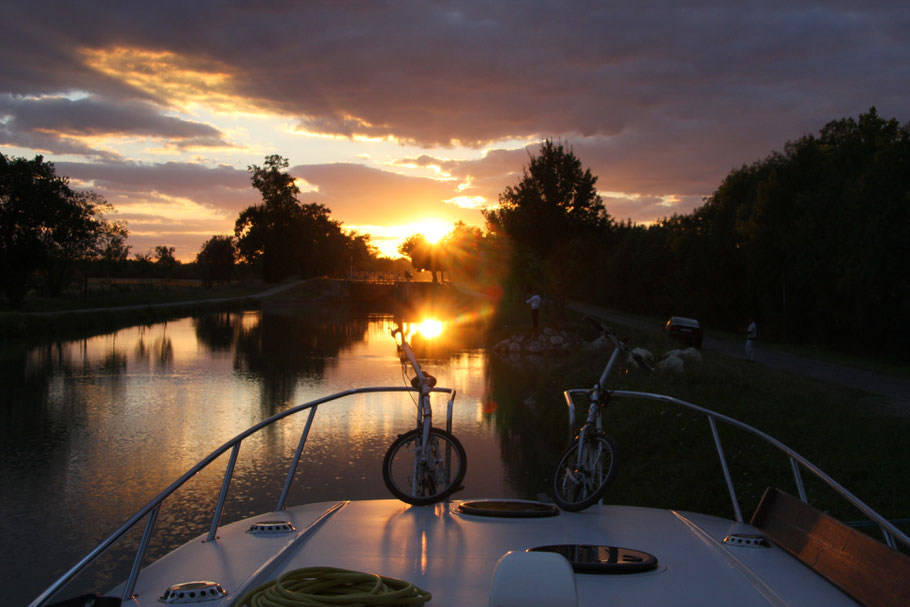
[751,487,910,607]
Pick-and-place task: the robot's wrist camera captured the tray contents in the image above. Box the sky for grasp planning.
[2,1,908,260]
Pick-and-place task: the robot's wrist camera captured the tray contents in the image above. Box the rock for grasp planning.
[493,328,580,360]
[657,355,685,373]
[585,335,608,350]
[525,338,546,353]
[493,339,510,352]
[627,347,654,369]
[680,347,702,362]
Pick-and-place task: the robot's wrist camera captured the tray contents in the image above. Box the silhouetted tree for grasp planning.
[0,154,124,306]
[196,235,235,285]
[439,222,509,299]
[154,245,178,278]
[236,155,373,281]
[398,233,444,282]
[133,251,154,277]
[484,140,614,297]
[98,222,131,277]
[235,155,304,281]
[484,140,612,258]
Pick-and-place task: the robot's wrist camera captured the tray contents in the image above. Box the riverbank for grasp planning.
[0,278,479,341]
[0,280,315,340]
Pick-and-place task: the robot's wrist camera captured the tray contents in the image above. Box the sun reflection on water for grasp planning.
[416,319,444,339]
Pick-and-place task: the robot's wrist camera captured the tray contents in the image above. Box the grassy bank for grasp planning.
[487,299,910,544]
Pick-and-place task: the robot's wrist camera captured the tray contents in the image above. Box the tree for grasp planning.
[154,245,178,277]
[235,155,304,281]
[398,233,445,282]
[439,221,509,300]
[0,153,124,306]
[133,251,154,277]
[98,221,131,277]
[593,108,910,356]
[236,155,376,281]
[484,139,612,259]
[196,235,236,285]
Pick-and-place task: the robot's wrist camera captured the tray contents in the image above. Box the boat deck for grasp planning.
[119,498,860,606]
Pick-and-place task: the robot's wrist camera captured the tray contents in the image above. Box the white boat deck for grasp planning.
[120,498,861,606]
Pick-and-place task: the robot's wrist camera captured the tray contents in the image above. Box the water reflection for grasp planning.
[230,306,371,415]
[0,305,524,606]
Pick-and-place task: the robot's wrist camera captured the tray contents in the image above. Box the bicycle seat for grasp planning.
[411,373,437,388]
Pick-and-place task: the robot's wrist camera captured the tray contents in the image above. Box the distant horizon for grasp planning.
[3,3,908,261]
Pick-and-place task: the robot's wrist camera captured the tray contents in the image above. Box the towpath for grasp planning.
[568,301,910,415]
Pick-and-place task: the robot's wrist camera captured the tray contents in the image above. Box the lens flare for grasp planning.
[417,319,444,339]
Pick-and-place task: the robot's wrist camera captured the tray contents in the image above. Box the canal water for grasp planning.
[0,304,565,606]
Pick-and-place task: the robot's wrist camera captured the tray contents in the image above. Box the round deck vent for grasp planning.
[248,520,296,535]
[161,581,227,603]
[529,545,658,574]
[457,500,559,518]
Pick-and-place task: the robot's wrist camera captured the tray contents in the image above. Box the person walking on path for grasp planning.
[525,291,542,330]
[745,317,757,362]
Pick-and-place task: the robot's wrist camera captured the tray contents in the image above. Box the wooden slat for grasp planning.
[751,487,910,607]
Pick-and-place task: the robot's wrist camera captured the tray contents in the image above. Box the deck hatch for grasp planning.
[529,544,658,574]
[457,500,559,517]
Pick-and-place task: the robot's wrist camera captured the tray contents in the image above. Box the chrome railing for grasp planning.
[563,389,910,551]
[29,385,455,607]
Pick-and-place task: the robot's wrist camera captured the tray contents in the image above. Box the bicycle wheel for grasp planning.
[552,433,617,512]
[382,427,467,506]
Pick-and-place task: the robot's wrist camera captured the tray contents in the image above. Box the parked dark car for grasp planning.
[664,316,703,348]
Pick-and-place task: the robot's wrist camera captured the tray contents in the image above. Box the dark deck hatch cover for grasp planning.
[530,544,658,574]
[457,500,560,518]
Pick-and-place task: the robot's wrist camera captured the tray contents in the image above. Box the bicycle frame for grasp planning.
[394,325,441,423]
[392,324,456,496]
[571,329,625,452]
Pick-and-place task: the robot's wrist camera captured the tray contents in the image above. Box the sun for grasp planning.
[412,218,452,244]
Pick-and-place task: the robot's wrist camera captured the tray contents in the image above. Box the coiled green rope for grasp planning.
[232,566,432,606]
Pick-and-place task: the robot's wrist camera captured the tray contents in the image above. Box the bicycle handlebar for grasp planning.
[584,316,623,347]
[391,320,434,389]
[584,316,654,374]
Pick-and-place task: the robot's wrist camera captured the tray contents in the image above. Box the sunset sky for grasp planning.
[2,2,908,260]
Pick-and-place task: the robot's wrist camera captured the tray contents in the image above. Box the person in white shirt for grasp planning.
[745,318,757,362]
[525,291,542,330]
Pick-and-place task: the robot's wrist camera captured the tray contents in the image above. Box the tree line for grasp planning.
[0,153,388,306]
[483,110,909,357]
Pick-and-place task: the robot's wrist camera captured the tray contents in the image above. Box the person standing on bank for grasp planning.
[745,317,757,362]
[525,291,542,330]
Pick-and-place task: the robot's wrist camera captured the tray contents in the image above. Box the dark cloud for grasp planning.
[2,1,909,255]
[0,123,123,162]
[0,94,232,155]
[4,3,908,149]
[56,160,256,214]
